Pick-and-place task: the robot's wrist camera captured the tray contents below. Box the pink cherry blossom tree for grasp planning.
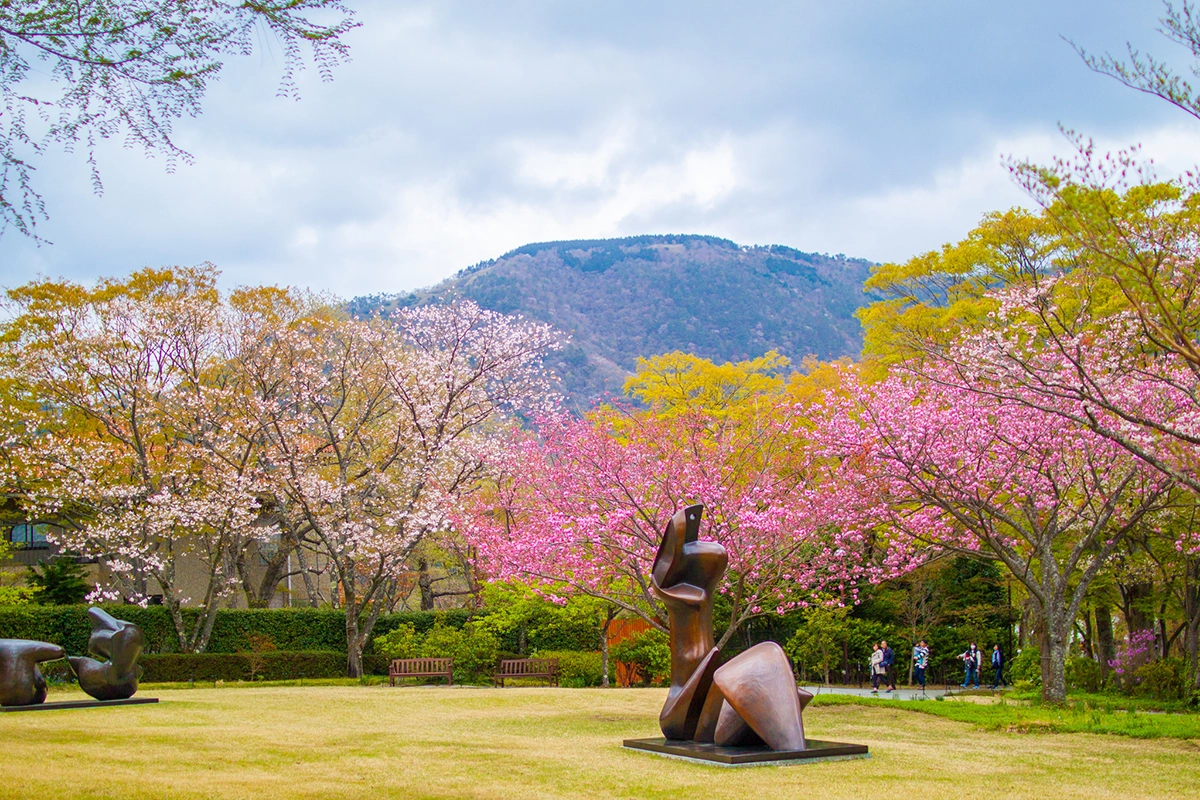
[464,404,916,648]
[815,366,1174,702]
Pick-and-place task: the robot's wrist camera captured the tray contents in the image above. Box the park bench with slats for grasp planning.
[493,657,559,687]
[389,657,453,686]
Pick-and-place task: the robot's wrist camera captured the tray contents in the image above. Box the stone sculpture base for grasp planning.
[0,697,158,713]
[623,737,869,767]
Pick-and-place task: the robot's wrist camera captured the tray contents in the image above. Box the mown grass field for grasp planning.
[808,693,1200,738]
[1,685,1198,800]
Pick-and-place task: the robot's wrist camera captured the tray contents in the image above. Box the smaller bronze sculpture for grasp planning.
[0,639,65,707]
[69,607,145,702]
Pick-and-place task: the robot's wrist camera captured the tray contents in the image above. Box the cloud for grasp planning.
[0,0,1189,297]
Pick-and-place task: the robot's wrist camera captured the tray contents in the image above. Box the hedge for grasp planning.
[138,651,391,682]
[0,605,478,655]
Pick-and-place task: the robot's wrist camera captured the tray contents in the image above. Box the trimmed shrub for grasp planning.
[0,605,476,655]
[534,650,602,687]
[140,651,389,682]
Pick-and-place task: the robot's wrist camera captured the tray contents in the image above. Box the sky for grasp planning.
[3,0,1199,298]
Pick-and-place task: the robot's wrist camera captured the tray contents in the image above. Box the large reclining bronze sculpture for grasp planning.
[70,607,145,701]
[652,504,812,750]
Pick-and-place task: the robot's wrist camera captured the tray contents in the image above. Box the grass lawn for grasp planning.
[809,694,1200,738]
[0,685,1197,800]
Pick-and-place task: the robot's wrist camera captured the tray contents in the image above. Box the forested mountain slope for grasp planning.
[349,235,873,406]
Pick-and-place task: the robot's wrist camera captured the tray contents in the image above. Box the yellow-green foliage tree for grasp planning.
[622,350,789,415]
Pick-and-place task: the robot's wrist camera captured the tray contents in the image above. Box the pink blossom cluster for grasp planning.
[460,405,922,639]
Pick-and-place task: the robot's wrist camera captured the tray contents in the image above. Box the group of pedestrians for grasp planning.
[959,642,1008,689]
[869,639,1009,692]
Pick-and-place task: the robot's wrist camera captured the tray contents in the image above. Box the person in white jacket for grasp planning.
[869,643,885,693]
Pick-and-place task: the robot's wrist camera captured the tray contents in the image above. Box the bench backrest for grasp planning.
[390,658,453,673]
[497,658,559,675]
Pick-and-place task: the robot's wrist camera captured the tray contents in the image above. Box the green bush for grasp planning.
[0,586,38,606]
[533,650,602,687]
[1009,646,1041,685]
[417,620,499,683]
[1067,655,1103,693]
[373,623,421,660]
[1133,658,1190,701]
[611,629,670,685]
[140,651,389,682]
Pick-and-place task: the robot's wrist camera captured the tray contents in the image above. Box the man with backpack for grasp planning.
[881,639,896,693]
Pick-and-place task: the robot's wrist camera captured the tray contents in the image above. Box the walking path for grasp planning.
[798,684,950,701]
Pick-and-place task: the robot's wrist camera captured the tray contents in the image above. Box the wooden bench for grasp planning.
[493,658,559,687]
[389,657,453,686]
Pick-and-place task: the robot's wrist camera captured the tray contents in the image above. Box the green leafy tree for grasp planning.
[26,557,90,605]
[784,605,850,685]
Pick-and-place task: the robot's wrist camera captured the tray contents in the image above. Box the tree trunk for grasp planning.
[601,632,610,688]
[1081,606,1094,659]
[1039,611,1070,704]
[418,556,435,611]
[1184,558,1200,690]
[1095,604,1116,686]
[600,607,615,688]
[345,608,363,679]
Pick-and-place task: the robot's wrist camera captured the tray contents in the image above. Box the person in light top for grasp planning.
[869,642,885,694]
[912,640,930,692]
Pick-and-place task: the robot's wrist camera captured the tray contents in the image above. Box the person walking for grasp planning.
[912,639,930,693]
[881,639,896,692]
[990,644,1007,689]
[960,642,981,688]
[869,643,884,693]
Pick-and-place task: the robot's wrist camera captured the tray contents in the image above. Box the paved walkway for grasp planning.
[798,684,950,700]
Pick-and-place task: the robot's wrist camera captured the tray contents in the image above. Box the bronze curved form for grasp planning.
[68,607,144,701]
[0,639,65,706]
[650,505,812,751]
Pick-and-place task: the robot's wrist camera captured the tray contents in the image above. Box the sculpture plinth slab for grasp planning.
[0,697,158,713]
[623,737,869,766]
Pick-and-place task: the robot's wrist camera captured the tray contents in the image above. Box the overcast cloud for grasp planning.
[2,1,1196,297]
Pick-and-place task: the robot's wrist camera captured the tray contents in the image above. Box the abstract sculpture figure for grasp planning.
[69,607,144,701]
[651,504,812,751]
[0,639,65,707]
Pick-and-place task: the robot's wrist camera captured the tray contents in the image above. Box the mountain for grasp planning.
[348,235,874,407]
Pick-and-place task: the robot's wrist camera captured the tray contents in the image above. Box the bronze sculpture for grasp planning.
[69,607,145,701]
[650,504,811,750]
[0,638,66,706]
